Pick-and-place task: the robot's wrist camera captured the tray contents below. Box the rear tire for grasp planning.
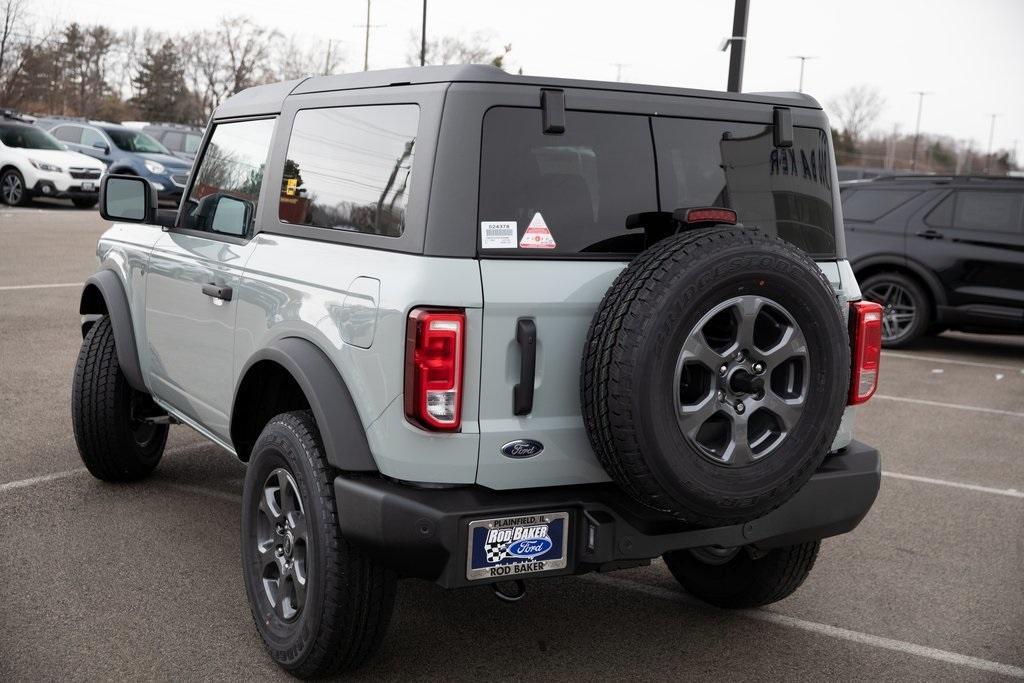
[71,316,167,481]
[860,271,930,348]
[241,411,396,678]
[663,541,820,608]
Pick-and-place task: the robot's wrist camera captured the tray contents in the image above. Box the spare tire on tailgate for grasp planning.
[581,227,850,526]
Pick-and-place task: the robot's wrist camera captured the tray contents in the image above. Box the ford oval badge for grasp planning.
[501,439,544,459]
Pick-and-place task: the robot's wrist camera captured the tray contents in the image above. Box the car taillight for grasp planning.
[849,301,883,405]
[404,308,465,431]
[682,207,738,225]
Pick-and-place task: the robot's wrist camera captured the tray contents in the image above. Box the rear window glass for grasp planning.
[478,108,657,255]
[653,119,837,258]
[279,104,419,237]
[841,189,920,222]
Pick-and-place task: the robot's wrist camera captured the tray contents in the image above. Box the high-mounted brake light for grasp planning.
[682,207,738,225]
[849,301,883,405]
[404,308,465,431]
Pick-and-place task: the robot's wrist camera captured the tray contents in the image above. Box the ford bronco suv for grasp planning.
[72,66,882,677]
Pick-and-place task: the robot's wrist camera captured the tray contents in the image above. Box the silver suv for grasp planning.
[72,66,882,677]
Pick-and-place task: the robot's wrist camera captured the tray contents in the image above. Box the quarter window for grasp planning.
[179,118,276,238]
[52,126,82,144]
[279,104,420,237]
[840,189,920,222]
[953,191,1023,233]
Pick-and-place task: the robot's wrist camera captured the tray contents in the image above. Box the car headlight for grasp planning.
[29,159,63,173]
[144,160,166,175]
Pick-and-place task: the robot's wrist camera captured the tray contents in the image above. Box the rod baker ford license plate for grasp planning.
[466,512,569,580]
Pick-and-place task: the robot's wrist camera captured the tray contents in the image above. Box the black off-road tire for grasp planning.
[663,541,820,608]
[581,228,850,526]
[72,197,99,209]
[859,271,931,348]
[241,411,396,678]
[71,316,167,481]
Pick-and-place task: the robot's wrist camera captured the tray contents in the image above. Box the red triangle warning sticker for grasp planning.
[519,212,557,249]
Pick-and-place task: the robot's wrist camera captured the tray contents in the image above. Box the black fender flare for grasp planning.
[851,254,948,308]
[79,270,147,393]
[233,338,378,472]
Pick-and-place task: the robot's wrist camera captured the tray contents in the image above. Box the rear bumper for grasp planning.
[335,440,880,589]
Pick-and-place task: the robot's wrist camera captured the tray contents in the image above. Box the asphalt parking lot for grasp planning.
[1,203,1022,680]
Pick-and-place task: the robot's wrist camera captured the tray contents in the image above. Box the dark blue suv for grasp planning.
[37,118,192,206]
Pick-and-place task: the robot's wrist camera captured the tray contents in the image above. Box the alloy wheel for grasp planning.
[863,282,916,343]
[1,173,23,205]
[255,467,309,621]
[674,295,809,467]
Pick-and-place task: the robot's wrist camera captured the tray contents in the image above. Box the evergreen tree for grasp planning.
[131,39,199,123]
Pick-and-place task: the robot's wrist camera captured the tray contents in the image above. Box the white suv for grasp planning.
[0,121,106,208]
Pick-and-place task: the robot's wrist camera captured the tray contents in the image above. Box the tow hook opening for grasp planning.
[491,579,527,603]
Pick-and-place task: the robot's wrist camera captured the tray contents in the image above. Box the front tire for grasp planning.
[1,168,31,206]
[241,411,396,678]
[71,316,167,481]
[663,541,820,608]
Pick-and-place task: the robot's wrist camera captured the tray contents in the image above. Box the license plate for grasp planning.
[81,182,95,191]
[466,512,569,581]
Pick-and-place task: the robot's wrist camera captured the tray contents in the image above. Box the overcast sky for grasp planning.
[35,0,1024,158]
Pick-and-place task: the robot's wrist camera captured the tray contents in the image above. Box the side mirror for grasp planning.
[100,174,157,223]
[92,142,110,154]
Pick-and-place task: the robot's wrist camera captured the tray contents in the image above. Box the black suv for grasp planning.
[842,176,1024,347]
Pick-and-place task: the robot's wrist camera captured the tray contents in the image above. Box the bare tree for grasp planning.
[273,36,345,80]
[0,0,27,87]
[828,85,885,143]
[408,31,511,69]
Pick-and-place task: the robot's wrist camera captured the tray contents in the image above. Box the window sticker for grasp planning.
[480,221,517,248]
[519,212,557,249]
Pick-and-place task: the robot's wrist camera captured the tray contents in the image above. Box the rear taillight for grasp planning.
[682,207,738,225]
[404,308,465,431]
[849,301,883,405]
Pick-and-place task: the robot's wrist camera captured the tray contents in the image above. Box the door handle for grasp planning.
[916,229,944,240]
[202,283,232,301]
[513,318,537,416]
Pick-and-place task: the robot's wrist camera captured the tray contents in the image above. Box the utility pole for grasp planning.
[420,0,427,66]
[910,91,930,172]
[720,0,749,92]
[611,62,629,82]
[355,0,385,71]
[983,113,998,174]
[789,55,817,93]
[324,39,333,75]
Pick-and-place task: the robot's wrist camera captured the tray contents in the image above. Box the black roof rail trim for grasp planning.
[866,174,1023,184]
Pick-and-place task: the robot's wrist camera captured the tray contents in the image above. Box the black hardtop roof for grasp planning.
[214,64,821,119]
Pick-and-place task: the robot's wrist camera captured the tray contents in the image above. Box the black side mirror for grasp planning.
[92,142,110,154]
[100,174,157,223]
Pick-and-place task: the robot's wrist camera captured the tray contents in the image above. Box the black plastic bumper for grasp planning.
[334,440,880,588]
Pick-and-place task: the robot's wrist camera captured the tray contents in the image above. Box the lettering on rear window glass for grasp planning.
[279,104,419,237]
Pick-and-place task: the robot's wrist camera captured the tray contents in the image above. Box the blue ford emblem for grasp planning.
[505,537,553,559]
[501,439,544,458]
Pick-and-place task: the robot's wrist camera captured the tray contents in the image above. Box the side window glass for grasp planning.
[279,104,420,237]
[924,193,954,228]
[53,126,81,144]
[163,131,184,151]
[953,191,1023,233]
[81,128,106,149]
[184,134,203,154]
[180,118,276,237]
[840,189,920,222]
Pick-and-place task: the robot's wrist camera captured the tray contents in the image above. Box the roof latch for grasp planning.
[541,89,565,135]
[773,106,793,148]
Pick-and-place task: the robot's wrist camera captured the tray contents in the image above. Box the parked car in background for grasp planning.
[0,120,106,208]
[842,175,1024,346]
[837,166,915,182]
[122,121,204,162]
[36,117,191,207]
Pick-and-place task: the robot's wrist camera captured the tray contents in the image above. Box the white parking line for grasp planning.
[585,573,1024,679]
[0,282,81,291]
[874,394,1024,418]
[883,351,1022,372]
[883,471,1024,499]
[0,467,88,493]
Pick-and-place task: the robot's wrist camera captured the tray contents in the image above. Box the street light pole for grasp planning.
[910,91,930,172]
[789,55,817,93]
[420,0,427,66]
[983,113,998,174]
[725,0,749,92]
[363,0,371,71]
